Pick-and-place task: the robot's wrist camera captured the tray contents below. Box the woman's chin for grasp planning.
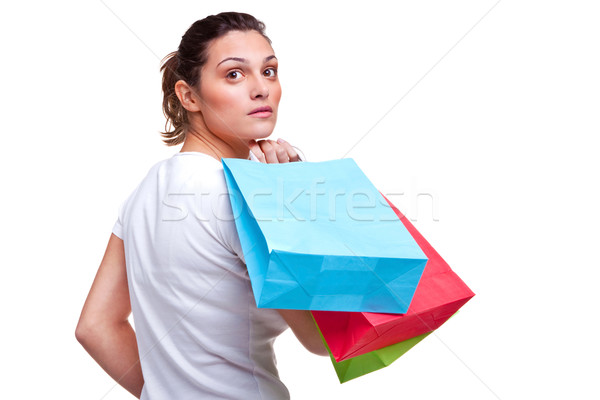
[250,129,275,140]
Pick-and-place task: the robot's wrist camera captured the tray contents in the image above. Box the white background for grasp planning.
[1,1,598,399]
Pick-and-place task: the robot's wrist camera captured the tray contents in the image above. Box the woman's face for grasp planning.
[196,30,281,143]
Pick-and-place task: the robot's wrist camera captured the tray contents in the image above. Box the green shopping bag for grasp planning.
[325,330,431,383]
[315,313,456,383]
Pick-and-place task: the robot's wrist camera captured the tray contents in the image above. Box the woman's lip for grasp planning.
[248,111,273,118]
[249,106,273,115]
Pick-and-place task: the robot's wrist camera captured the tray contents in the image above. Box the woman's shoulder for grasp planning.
[121,153,225,203]
[146,153,230,202]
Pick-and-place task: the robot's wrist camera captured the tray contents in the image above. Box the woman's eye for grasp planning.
[226,71,243,80]
[264,67,277,77]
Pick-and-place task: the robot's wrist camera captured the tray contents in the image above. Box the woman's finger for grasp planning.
[276,138,300,162]
[272,140,290,163]
[250,139,301,164]
[248,140,266,163]
[256,140,278,163]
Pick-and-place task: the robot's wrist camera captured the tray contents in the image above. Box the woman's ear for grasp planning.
[174,80,203,112]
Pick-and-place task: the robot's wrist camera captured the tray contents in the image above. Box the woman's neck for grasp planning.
[180,126,251,161]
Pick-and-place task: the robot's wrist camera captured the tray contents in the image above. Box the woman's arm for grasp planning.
[277,310,329,356]
[75,233,144,398]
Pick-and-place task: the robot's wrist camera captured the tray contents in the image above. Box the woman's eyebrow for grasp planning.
[217,55,277,67]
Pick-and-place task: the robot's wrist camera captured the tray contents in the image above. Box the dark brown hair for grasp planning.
[160,12,271,146]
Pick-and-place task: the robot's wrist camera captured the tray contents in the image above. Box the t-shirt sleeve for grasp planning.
[225,222,246,265]
[216,213,246,265]
[213,179,247,265]
[112,217,123,239]
[111,181,142,240]
[111,198,126,239]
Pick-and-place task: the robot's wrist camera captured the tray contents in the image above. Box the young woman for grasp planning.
[76,12,327,400]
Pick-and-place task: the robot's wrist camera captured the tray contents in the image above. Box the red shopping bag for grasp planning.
[312,194,475,362]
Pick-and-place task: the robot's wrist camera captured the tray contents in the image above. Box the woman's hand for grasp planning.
[249,138,302,163]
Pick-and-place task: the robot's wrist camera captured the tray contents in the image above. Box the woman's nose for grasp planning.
[250,77,269,99]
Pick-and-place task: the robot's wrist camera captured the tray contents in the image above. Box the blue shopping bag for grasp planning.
[222,158,427,313]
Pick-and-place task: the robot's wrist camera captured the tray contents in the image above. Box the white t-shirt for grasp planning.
[112,152,290,400]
